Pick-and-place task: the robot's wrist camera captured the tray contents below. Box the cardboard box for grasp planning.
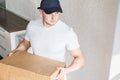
[0,51,66,80]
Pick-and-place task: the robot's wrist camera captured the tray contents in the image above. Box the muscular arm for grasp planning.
[8,39,31,56]
[57,48,85,79]
[67,48,84,72]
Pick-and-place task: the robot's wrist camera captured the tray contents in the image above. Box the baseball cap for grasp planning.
[37,0,63,14]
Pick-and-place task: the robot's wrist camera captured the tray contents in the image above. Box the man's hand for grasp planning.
[8,50,17,56]
[56,67,69,80]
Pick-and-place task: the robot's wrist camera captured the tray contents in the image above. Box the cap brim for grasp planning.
[37,7,63,14]
[37,7,42,9]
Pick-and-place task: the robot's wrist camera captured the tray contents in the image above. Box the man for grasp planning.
[9,0,84,79]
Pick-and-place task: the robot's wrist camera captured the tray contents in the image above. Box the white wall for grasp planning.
[6,0,41,20]
[5,0,118,80]
[60,0,117,80]
[109,0,120,80]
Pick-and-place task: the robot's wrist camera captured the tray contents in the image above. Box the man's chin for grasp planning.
[49,22,57,26]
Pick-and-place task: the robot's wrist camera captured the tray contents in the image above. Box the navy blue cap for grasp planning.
[37,0,63,14]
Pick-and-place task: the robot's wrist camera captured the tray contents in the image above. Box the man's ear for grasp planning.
[38,9,43,15]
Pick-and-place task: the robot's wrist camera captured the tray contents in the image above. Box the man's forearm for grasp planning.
[15,42,28,51]
[56,56,84,79]
[8,39,30,56]
[66,56,84,73]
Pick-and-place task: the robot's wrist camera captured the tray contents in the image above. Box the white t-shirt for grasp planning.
[25,19,80,62]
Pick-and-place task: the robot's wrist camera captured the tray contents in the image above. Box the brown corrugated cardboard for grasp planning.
[0,51,66,80]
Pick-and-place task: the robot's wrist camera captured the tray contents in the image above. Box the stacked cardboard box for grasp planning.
[0,51,66,80]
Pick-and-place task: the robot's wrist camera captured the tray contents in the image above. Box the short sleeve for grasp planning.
[24,22,31,41]
[66,28,80,50]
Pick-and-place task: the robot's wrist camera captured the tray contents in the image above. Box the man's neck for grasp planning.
[43,21,59,28]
